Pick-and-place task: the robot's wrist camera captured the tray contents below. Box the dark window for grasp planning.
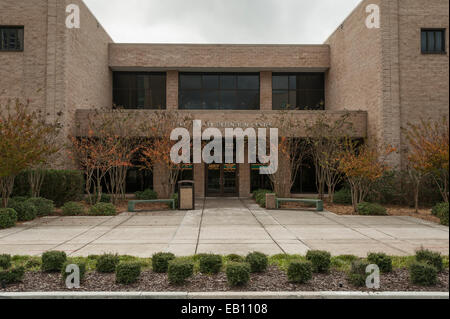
[113,72,166,109]
[272,73,325,110]
[179,73,260,110]
[0,26,24,51]
[421,29,446,54]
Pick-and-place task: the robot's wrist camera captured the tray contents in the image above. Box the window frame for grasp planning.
[178,72,260,110]
[0,26,24,52]
[421,28,446,54]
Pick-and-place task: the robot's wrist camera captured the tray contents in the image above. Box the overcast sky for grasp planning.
[83,0,362,44]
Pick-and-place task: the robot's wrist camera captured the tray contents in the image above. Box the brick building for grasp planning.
[1,0,448,198]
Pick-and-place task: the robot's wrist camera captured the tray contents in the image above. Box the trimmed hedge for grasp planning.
[61,202,85,216]
[116,262,141,284]
[432,202,449,226]
[0,254,11,269]
[287,260,313,284]
[409,262,438,286]
[199,254,222,274]
[306,250,331,273]
[135,189,157,200]
[152,252,175,273]
[88,203,116,216]
[87,193,111,204]
[13,170,84,207]
[0,208,17,229]
[7,199,37,222]
[245,252,268,273]
[0,266,25,284]
[226,254,245,263]
[41,251,67,272]
[367,252,392,273]
[168,259,194,285]
[96,254,120,273]
[26,197,54,217]
[253,189,272,208]
[333,188,352,205]
[226,262,250,286]
[357,202,387,216]
[415,249,443,272]
[61,261,86,282]
[348,259,369,287]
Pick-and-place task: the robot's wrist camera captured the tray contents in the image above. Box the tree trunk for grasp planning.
[0,175,16,208]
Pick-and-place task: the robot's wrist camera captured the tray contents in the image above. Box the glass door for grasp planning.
[206,164,238,196]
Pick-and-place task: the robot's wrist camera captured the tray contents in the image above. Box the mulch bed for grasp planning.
[2,266,448,292]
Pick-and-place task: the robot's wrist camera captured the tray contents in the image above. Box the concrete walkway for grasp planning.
[0,198,448,257]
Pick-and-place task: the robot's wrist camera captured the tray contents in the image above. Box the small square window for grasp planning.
[0,26,24,51]
[421,29,446,54]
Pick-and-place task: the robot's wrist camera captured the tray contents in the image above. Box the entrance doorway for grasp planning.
[205,164,239,196]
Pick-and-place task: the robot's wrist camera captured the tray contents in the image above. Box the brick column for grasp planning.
[260,71,272,111]
[193,163,205,198]
[239,163,251,198]
[166,70,179,110]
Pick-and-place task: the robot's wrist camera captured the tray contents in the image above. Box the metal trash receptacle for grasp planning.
[178,180,195,210]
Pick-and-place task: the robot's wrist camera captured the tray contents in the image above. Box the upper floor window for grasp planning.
[179,73,260,110]
[113,72,166,109]
[0,26,24,51]
[272,73,325,110]
[421,29,446,54]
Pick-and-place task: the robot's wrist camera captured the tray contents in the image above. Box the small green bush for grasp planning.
[152,252,175,273]
[41,251,67,272]
[0,254,11,269]
[199,254,222,274]
[254,190,272,208]
[96,253,120,273]
[409,262,438,286]
[61,202,85,216]
[61,261,86,282]
[287,260,313,284]
[348,259,369,287]
[88,203,116,216]
[116,262,141,284]
[168,259,194,285]
[7,200,37,221]
[135,189,158,200]
[171,193,178,209]
[367,252,392,273]
[357,202,387,216]
[306,250,331,273]
[0,208,17,229]
[333,188,352,205]
[226,262,250,286]
[226,254,245,263]
[415,249,443,272]
[27,197,55,216]
[0,266,25,284]
[245,252,268,273]
[432,203,449,226]
[87,193,112,204]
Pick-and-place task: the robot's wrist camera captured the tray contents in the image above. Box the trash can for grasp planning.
[178,180,195,210]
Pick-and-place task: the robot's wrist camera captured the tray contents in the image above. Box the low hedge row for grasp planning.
[253,189,273,208]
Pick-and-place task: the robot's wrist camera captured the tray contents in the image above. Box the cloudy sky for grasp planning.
[83,0,362,44]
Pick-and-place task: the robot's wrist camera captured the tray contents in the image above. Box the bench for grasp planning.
[276,198,323,211]
[128,199,176,212]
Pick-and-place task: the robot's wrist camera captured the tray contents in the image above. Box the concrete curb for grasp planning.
[0,291,448,299]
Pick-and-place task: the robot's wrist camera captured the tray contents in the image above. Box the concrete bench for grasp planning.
[128,199,175,212]
[276,198,323,211]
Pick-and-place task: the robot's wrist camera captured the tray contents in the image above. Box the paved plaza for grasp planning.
[0,198,448,257]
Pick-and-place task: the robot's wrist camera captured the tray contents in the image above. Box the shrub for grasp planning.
[135,189,157,200]
[41,251,67,272]
[7,200,37,221]
[409,262,438,286]
[333,188,352,205]
[0,254,11,269]
[61,261,86,282]
[357,202,387,216]
[88,203,116,216]
[366,171,405,205]
[116,262,141,284]
[440,206,449,226]
[367,252,392,273]
[0,266,25,284]
[0,208,17,229]
[152,252,175,273]
[348,259,369,287]
[226,262,250,286]
[61,202,85,216]
[27,197,54,217]
[306,250,331,273]
[171,193,178,209]
[87,193,111,204]
[415,249,443,272]
[168,259,194,285]
[432,202,449,226]
[226,254,245,263]
[199,254,222,274]
[287,260,313,284]
[13,170,84,207]
[96,254,120,273]
[254,190,272,208]
[245,252,268,273]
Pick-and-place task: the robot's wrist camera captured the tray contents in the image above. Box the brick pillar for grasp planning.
[166,70,179,110]
[193,163,205,198]
[153,163,170,199]
[239,163,251,198]
[266,193,276,209]
[260,71,272,111]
